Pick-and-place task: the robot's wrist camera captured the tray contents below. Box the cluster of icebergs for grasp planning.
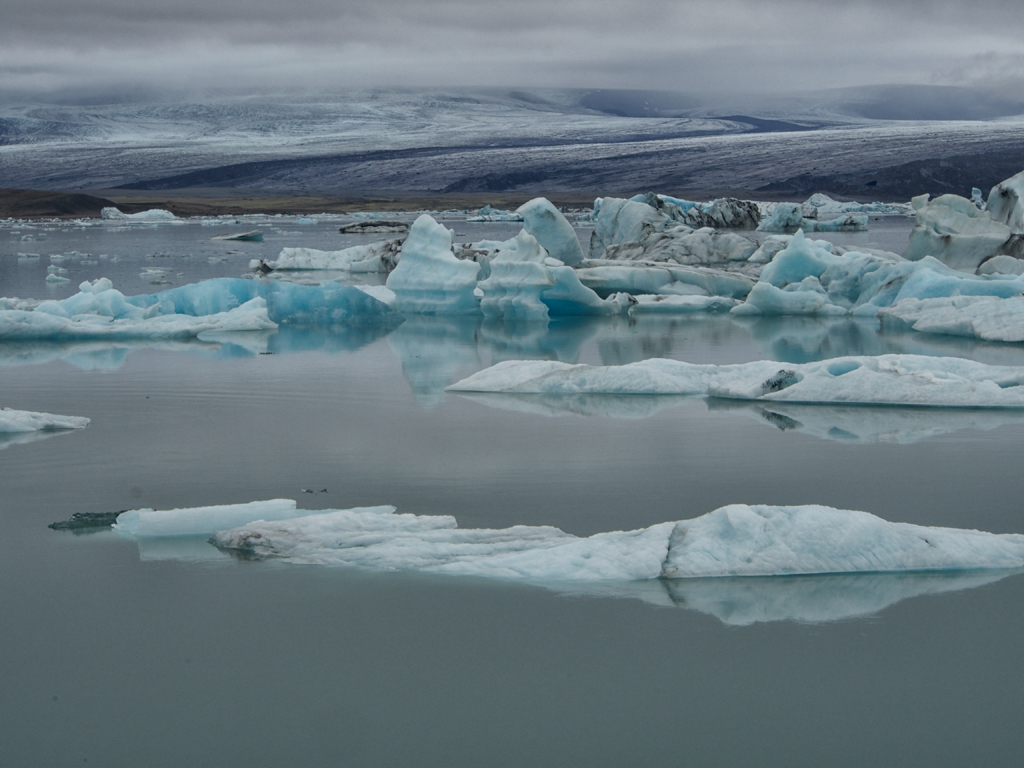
[101,498,1024,623]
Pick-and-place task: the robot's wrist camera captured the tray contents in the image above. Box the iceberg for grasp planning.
[478,231,555,321]
[758,203,867,233]
[734,231,1024,318]
[466,205,523,222]
[903,193,1012,271]
[100,207,177,221]
[203,502,1024,580]
[987,169,1024,233]
[0,407,89,432]
[600,227,759,266]
[589,195,760,263]
[385,215,481,314]
[0,276,401,339]
[447,354,1024,408]
[516,198,585,267]
[800,193,912,218]
[262,239,402,273]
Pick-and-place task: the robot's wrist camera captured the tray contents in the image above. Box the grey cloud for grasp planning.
[1,0,1023,99]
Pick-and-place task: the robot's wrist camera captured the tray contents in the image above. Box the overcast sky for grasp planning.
[2,0,1023,99]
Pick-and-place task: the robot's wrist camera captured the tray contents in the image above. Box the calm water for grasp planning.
[4,215,1024,767]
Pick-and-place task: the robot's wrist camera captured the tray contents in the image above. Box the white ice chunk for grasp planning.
[517,197,584,266]
[101,207,177,221]
[987,169,1024,233]
[114,499,305,537]
[478,231,555,321]
[266,240,402,272]
[0,407,89,432]
[207,503,1024,581]
[448,354,1024,408]
[385,215,481,314]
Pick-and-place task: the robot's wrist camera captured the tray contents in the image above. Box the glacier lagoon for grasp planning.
[5,214,1024,766]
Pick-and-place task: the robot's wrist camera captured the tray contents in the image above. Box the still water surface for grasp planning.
[3,215,1023,767]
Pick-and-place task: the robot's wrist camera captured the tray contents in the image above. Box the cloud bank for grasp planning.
[2,0,1023,99]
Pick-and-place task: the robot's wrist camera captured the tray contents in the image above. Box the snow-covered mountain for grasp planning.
[2,87,1023,198]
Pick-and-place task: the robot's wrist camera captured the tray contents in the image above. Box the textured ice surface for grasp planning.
[735,231,1024,318]
[0,407,90,432]
[205,502,1024,580]
[903,193,1011,271]
[448,354,1024,407]
[385,215,481,314]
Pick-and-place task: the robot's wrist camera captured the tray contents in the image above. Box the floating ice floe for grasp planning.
[260,239,402,273]
[100,207,178,222]
[0,407,89,432]
[589,195,760,263]
[0,276,400,340]
[879,295,1024,342]
[576,263,754,299]
[107,500,1024,623]
[196,502,1024,579]
[448,354,1024,408]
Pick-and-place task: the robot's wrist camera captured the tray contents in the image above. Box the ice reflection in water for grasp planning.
[106,526,1022,626]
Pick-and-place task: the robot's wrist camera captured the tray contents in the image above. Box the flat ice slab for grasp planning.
[447,354,1024,408]
[0,407,90,432]
[204,502,1024,580]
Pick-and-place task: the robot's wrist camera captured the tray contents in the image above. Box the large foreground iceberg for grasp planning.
[448,354,1024,408]
[0,407,89,432]
[204,502,1024,579]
